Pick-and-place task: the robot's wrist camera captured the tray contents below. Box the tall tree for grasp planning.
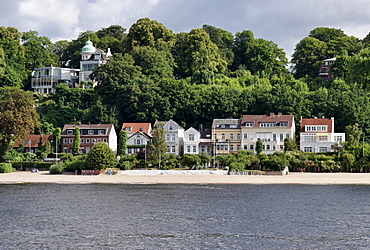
[0,87,39,159]
[86,142,117,170]
[148,125,167,168]
[117,130,127,156]
[72,127,81,155]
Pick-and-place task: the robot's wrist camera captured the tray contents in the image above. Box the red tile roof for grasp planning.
[122,123,151,133]
[13,135,53,148]
[300,118,333,132]
[241,113,294,127]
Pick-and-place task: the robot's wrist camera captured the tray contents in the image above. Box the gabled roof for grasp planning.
[128,131,152,140]
[184,127,200,134]
[241,113,294,127]
[300,118,333,133]
[154,119,184,130]
[13,135,53,148]
[122,123,151,134]
[212,119,242,129]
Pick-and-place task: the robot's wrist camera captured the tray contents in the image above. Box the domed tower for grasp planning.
[81,39,96,60]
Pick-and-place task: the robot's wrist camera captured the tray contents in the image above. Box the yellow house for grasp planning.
[211,119,242,155]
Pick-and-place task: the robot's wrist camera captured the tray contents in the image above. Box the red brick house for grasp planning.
[61,124,117,154]
[13,135,53,153]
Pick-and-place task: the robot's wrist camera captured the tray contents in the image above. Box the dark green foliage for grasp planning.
[72,127,80,155]
[117,130,127,156]
[12,161,54,170]
[86,142,117,170]
[0,163,12,173]
[49,162,65,174]
[256,139,263,154]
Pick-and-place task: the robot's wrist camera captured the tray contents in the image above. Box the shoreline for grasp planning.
[1,171,370,185]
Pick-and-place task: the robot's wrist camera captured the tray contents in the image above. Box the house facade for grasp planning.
[212,119,242,155]
[79,39,111,86]
[183,127,200,154]
[300,117,345,153]
[60,124,117,154]
[126,131,152,155]
[241,113,296,154]
[199,126,212,156]
[154,119,184,155]
[31,67,79,94]
[319,57,336,80]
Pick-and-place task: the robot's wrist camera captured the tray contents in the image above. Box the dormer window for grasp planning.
[126,127,131,132]
[280,122,288,127]
[88,130,94,135]
[67,130,73,135]
[98,130,105,135]
[221,125,225,128]
[230,125,237,128]
[245,122,253,127]
[260,123,276,127]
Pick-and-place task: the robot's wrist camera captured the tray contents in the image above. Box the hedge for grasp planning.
[0,163,13,173]
[12,161,54,170]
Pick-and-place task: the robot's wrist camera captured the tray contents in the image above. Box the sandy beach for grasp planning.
[1,171,370,185]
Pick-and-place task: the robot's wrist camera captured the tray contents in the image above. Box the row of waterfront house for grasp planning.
[13,113,345,157]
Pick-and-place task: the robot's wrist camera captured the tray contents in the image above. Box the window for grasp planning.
[167,146,170,152]
[244,134,248,139]
[244,145,248,150]
[187,146,191,153]
[172,134,176,141]
[250,145,254,150]
[305,125,327,132]
[88,130,94,135]
[237,134,241,140]
[230,145,234,151]
[63,139,67,144]
[67,130,73,135]
[237,145,241,151]
[193,146,196,153]
[256,133,272,142]
[224,145,228,151]
[103,139,107,142]
[318,136,328,142]
[214,134,217,140]
[302,134,316,142]
[169,125,173,131]
[98,130,104,135]
[273,134,277,141]
[166,134,170,141]
[245,122,253,127]
[97,139,101,142]
[319,147,328,152]
[280,145,284,150]
[189,134,194,141]
[63,147,67,153]
[304,147,313,152]
[280,122,288,127]
[171,146,176,153]
[230,125,237,128]
[136,139,141,145]
[69,139,73,144]
[286,134,290,139]
[222,134,225,140]
[266,145,270,150]
[280,134,284,142]
[86,139,90,143]
[126,127,131,132]
[260,123,276,127]
[334,136,343,142]
[80,139,84,144]
[230,134,234,140]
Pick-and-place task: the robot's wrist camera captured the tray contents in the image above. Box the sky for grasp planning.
[2,0,370,60]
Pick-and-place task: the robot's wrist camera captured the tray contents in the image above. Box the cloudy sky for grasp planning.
[2,0,370,60]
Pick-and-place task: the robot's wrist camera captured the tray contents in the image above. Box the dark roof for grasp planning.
[61,124,114,136]
[241,113,294,127]
[13,135,52,148]
[212,119,242,129]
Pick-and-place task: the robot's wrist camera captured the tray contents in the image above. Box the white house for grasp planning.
[31,67,79,94]
[154,119,184,155]
[241,113,296,154]
[79,39,111,87]
[183,127,200,154]
[126,131,152,155]
[300,117,345,152]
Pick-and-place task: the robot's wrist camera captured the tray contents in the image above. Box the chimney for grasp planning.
[270,113,275,117]
[278,112,282,116]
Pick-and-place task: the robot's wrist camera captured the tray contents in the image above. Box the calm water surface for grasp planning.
[0,184,369,249]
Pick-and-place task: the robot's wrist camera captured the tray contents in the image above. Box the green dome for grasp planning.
[81,40,95,54]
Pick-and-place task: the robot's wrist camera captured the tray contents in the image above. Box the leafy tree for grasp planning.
[117,130,127,156]
[291,37,327,78]
[345,123,362,147]
[284,138,297,151]
[44,140,51,155]
[148,125,167,168]
[232,30,255,71]
[256,139,263,154]
[72,127,81,155]
[51,40,70,67]
[37,135,43,152]
[86,142,117,170]
[0,87,39,159]
[181,154,200,169]
[52,127,61,155]
[346,48,370,88]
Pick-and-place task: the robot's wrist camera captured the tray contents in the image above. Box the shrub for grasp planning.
[229,162,245,171]
[65,160,88,171]
[11,161,54,171]
[49,162,65,174]
[86,142,117,170]
[0,163,13,173]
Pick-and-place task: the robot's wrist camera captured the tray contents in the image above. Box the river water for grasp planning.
[1,184,369,249]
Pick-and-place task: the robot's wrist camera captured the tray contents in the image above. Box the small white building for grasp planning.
[183,127,201,154]
[154,119,184,155]
[126,131,152,155]
[300,117,345,152]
